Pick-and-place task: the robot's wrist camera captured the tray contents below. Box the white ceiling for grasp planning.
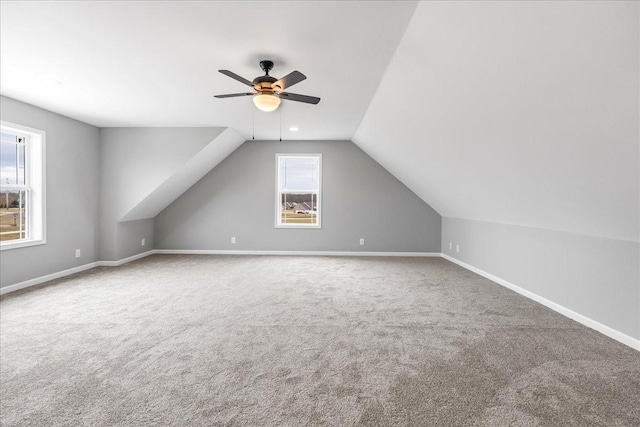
[354,1,639,242]
[2,1,637,243]
[0,1,417,140]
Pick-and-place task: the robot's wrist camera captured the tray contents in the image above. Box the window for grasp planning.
[0,121,45,249]
[276,154,321,228]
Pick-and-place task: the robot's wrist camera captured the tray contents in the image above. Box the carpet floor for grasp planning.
[0,255,638,426]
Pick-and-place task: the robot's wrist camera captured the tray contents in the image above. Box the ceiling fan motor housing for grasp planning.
[259,60,274,74]
[254,60,278,92]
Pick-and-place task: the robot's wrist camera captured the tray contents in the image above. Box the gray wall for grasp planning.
[0,96,100,288]
[442,217,640,340]
[354,1,639,243]
[116,218,155,261]
[99,127,224,261]
[155,140,441,252]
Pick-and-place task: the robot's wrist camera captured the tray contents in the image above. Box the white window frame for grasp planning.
[0,121,46,250]
[275,153,322,229]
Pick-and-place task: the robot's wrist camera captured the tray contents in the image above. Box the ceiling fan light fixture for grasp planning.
[215,61,320,108]
[253,94,281,112]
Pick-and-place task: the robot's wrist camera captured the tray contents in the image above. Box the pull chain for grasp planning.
[252,104,255,140]
[279,107,282,142]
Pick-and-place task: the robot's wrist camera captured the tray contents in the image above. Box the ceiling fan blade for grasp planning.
[214,92,255,98]
[219,70,255,87]
[272,71,306,91]
[278,92,321,105]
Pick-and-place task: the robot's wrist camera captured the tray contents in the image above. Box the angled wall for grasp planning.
[99,127,243,261]
[0,96,100,288]
[354,1,638,242]
[155,140,441,252]
[442,218,639,342]
[120,129,244,222]
[354,1,639,343]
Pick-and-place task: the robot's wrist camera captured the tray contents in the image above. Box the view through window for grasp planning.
[0,122,45,248]
[0,131,28,241]
[276,154,321,228]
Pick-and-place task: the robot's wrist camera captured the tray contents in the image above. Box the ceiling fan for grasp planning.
[214,60,320,112]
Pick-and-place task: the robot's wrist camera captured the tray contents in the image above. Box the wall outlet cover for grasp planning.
[75,249,81,258]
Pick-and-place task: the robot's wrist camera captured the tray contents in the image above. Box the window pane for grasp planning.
[17,143,25,185]
[0,189,27,241]
[279,157,318,191]
[280,192,318,225]
[0,132,17,143]
[0,133,25,186]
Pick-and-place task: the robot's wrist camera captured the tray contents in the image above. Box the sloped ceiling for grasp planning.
[1,1,637,242]
[120,128,245,221]
[0,1,417,141]
[354,1,639,242]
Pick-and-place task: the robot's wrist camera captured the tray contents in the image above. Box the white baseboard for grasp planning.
[154,249,441,257]
[96,250,155,267]
[441,253,640,351]
[0,250,437,296]
[0,262,98,296]
[0,250,156,296]
[3,249,637,352]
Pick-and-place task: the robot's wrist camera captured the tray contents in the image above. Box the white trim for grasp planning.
[0,250,155,296]
[275,153,322,229]
[0,238,46,251]
[441,253,640,351]
[0,262,98,295]
[0,120,46,250]
[96,250,155,267]
[154,249,440,257]
[0,250,435,295]
[0,120,47,137]
[3,249,636,352]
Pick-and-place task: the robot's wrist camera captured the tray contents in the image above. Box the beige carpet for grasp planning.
[1,255,638,426]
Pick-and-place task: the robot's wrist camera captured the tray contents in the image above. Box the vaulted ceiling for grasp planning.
[1,1,638,242]
[355,1,639,242]
[0,1,416,140]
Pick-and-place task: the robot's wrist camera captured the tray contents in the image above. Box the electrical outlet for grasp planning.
[359,238,365,246]
[231,237,236,244]
[141,238,145,246]
[456,244,460,253]
[75,249,81,258]
[449,242,452,249]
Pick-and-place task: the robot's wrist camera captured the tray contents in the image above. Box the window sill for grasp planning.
[275,224,322,229]
[0,238,46,251]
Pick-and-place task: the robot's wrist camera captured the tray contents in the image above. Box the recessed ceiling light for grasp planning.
[289,127,299,132]
[41,78,62,87]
